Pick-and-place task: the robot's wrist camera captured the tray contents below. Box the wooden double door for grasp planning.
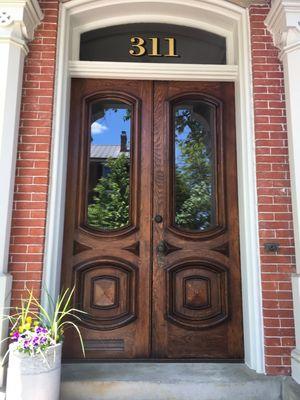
[62,79,243,360]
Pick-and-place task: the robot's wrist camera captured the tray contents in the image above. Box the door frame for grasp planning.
[43,0,264,373]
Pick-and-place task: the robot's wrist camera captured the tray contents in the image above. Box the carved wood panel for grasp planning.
[166,260,228,329]
[74,259,137,330]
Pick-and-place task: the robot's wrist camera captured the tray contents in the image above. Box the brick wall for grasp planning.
[7,0,296,375]
[250,4,296,375]
[8,0,59,308]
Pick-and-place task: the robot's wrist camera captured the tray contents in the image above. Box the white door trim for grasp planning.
[68,61,239,81]
[43,0,264,373]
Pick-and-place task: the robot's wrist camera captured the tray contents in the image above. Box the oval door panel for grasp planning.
[166,259,228,330]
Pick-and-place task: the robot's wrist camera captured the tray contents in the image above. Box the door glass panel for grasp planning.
[173,100,216,232]
[87,100,132,230]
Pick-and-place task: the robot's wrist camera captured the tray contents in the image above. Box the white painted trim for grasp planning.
[235,9,265,374]
[42,4,71,308]
[68,61,239,81]
[43,0,264,373]
[0,37,29,53]
[0,274,12,387]
[292,275,300,383]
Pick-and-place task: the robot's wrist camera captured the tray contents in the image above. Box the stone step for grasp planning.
[60,363,283,400]
[283,377,300,400]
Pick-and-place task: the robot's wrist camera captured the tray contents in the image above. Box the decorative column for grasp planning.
[266,0,300,383]
[0,0,43,387]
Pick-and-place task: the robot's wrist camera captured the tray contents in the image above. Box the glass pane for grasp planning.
[80,23,226,64]
[87,100,132,230]
[173,100,216,232]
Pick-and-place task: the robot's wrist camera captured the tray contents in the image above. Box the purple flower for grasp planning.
[11,331,20,341]
[35,326,48,334]
[11,321,53,355]
[32,336,39,346]
[23,340,30,349]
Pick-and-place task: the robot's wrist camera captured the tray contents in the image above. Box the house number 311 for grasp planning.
[129,37,179,57]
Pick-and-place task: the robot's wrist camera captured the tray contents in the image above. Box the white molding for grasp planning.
[265,0,300,58]
[0,273,12,386]
[68,61,239,81]
[292,276,300,383]
[235,8,265,373]
[42,4,71,310]
[44,0,264,373]
[65,0,245,65]
[266,0,300,383]
[0,0,43,42]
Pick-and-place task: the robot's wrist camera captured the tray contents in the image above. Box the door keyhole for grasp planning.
[154,215,163,223]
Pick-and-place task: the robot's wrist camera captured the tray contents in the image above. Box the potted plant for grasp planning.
[2,287,85,400]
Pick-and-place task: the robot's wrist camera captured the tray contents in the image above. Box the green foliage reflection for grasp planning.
[87,153,130,230]
[174,106,214,231]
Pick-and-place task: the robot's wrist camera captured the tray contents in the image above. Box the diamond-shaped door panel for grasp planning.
[92,277,119,309]
[184,277,210,309]
[166,260,228,330]
[74,259,137,330]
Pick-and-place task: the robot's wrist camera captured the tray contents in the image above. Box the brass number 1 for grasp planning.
[129,37,146,57]
[165,38,179,57]
[148,38,162,57]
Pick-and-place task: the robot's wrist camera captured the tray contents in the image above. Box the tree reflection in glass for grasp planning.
[87,100,132,230]
[174,101,216,231]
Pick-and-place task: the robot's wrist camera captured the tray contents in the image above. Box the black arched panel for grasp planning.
[80,23,226,64]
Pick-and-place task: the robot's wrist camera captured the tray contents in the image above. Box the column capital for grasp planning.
[265,0,300,58]
[0,0,43,53]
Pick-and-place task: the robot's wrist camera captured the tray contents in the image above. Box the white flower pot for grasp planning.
[6,342,62,400]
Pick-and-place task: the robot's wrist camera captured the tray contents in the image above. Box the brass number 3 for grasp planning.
[129,37,146,57]
[129,37,179,57]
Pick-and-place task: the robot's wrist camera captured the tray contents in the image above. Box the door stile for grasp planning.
[151,82,169,357]
[138,80,154,357]
[222,83,244,358]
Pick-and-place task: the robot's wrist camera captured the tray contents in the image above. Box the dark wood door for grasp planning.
[151,81,243,359]
[62,79,153,359]
[61,79,243,360]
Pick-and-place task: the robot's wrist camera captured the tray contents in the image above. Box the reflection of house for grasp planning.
[89,131,129,199]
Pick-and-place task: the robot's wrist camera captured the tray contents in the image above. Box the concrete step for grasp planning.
[283,377,300,400]
[60,363,283,400]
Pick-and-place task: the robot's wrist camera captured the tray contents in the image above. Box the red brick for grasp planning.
[250,3,295,376]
